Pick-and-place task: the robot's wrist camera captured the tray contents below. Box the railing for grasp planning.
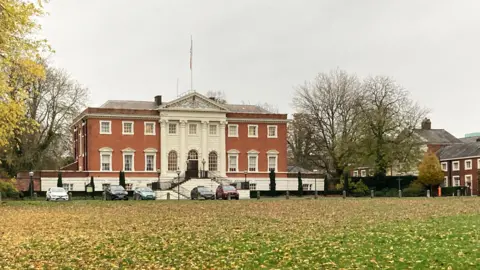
[172,186,190,199]
[159,174,191,190]
[210,172,233,185]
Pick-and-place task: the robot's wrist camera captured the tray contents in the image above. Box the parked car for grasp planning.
[216,185,239,200]
[191,186,215,200]
[105,185,128,200]
[133,187,156,200]
[46,187,69,201]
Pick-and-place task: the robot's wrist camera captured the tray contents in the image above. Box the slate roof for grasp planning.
[413,129,462,144]
[459,136,480,143]
[99,100,271,113]
[287,166,312,173]
[437,142,480,160]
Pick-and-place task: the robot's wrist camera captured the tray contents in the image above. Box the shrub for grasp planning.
[403,180,426,197]
[0,179,19,198]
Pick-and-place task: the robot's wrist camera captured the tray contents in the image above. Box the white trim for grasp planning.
[121,147,136,153]
[123,152,135,171]
[99,152,112,172]
[227,149,240,154]
[353,170,359,177]
[73,114,159,126]
[267,125,278,138]
[465,174,473,185]
[441,162,448,172]
[267,155,278,172]
[188,123,198,136]
[440,155,480,161]
[122,121,134,135]
[360,170,367,177]
[98,147,113,152]
[144,148,158,153]
[247,149,260,154]
[453,175,460,186]
[228,124,238,137]
[228,154,239,172]
[267,149,279,155]
[168,122,178,135]
[99,120,112,134]
[478,158,480,170]
[464,159,472,170]
[247,151,259,172]
[144,153,156,172]
[144,121,156,135]
[248,125,258,138]
[443,176,448,187]
[209,123,219,136]
[227,118,288,123]
[452,161,460,171]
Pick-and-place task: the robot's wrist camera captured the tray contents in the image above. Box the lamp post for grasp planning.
[176,168,181,201]
[397,177,402,198]
[202,158,206,178]
[29,171,34,199]
[313,169,318,199]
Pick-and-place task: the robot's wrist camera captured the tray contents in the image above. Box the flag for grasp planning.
[190,36,193,70]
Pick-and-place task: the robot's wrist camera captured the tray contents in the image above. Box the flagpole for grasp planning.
[190,35,193,92]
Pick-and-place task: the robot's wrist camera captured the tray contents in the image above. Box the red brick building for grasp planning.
[17,91,309,195]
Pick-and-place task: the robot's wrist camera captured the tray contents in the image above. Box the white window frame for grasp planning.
[266,150,279,172]
[464,159,472,170]
[441,162,448,172]
[360,170,367,177]
[452,161,460,171]
[247,150,259,172]
[248,125,258,138]
[465,174,472,186]
[228,124,238,137]
[227,149,240,172]
[267,125,278,138]
[453,176,460,186]
[478,158,480,170]
[249,183,256,190]
[188,123,198,135]
[168,123,178,135]
[353,170,359,177]
[63,183,74,191]
[122,121,134,135]
[100,120,111,135]
[99,147,113,172]
[122,148,135,172]
[144,122,156,135]
[145,154,156,172]
[209,124,218,136]
[443,176,448,187]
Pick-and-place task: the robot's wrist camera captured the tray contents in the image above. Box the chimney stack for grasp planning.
[154,95,162,106]
[421,118,431,130]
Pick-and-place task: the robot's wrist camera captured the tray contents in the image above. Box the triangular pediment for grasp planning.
[160,92,229,112]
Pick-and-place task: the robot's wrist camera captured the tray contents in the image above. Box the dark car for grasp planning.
[191,186,215,200]
[105,185,128,200]
[133,187,156,200]
[216,185,239,200]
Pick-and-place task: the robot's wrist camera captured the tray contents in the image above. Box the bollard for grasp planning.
[68,192,72,201]
[398,190,402,198]
[167,192,171,200]
[286,190,289,200]
[228,193,231,200]
[457,190,461,197]
[257,190,260,200]
[427,190,431,198]
[371,190,374,198]
[342,190,346,199]
[314,190,318,200]
[33,192,37,200]
[103,191,106,201]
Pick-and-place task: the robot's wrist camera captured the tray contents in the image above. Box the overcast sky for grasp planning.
[39,0,480,137]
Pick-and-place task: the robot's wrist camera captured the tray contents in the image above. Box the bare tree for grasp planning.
[287,113,315,170]
[0,64,89,176]
[205,90,227,104]
[292,69,363,177]
[358,75,427,176]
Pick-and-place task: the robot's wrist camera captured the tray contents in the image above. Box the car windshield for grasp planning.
[222,186,236,191]
[137,187,153,192]
[110,186,125,191]
[198,187,210,192]
[51,188,66,192]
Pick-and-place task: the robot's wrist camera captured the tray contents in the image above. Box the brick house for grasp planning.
[17,91,323,195]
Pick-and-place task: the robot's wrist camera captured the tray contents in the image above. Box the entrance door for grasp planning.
[187,150,199,178]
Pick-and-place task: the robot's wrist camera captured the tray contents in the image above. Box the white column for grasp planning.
[201,120,208,172]
[160,119,167,175]
[219,121,227,176]
[179,120,187,171]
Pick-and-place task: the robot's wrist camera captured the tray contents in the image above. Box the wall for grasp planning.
[441,157,479,195]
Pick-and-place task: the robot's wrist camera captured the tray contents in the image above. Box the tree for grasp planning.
[297,171,303,196]
[256,102,279,113]
[0,0,49,150]
[119,171,126,188]
[0,64,88,176]
[205,90,227,104]
[417,152,444,193]
[292,69,363,177]
[269,169,276,196]
[287,113,315,170]
[57,171,62,187]
[358,76,427,176]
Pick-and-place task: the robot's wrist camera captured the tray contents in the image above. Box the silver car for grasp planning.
[46,187,69,201]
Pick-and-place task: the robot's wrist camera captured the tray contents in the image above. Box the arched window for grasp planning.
[168,151,178,171]
[188,150,198,160]
[208,151,218,171]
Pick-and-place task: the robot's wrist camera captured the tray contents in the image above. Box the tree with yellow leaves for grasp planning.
[0,0,49,150]
[417,152,444,194]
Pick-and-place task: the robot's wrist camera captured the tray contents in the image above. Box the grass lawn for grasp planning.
[0,198,479,269]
